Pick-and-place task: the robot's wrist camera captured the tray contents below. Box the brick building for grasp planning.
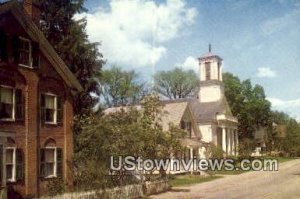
[0,0,82,197]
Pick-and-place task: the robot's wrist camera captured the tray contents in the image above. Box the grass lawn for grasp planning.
[169,175,222,187]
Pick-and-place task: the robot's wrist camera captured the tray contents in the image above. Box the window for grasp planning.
[180,120,192,138]
[0,87,14,120]
[205,62,211,80]
[13,37,40,68]
[217,62,221,80]
[0,30,7,62]
[6,148,15,182]
[0,86,23,121]
[45,95,56,124]
[5,147,23,182]
[40,148,62,178]
[41,94,63,124]
[19,37,31,67]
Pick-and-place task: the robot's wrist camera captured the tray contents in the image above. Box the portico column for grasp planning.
[190,147,193,174]
[232,130,235,155]
[222,127,227,153]
[228,129,231,155]
[235,130,239,155]
[231,129,234,155]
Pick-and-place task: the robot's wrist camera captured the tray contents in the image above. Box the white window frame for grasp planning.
[0,85,16,122]
[43,93,58,125]
[44,147,57,178]
[18,37,32,68]
[5,147,16,182]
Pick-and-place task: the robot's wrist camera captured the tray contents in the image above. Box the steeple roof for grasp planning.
[198,44,222,61]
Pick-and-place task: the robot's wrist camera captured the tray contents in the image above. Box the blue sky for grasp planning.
[80,0,300,120]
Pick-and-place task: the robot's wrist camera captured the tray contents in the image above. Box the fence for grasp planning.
[41,180,170,199]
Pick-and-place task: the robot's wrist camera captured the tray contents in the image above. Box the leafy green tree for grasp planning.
[73,94,185,189]
[154,68,199,99]
[97,66,146,107]
[268,111,300,156]
[38,0,104,114]
[223,73,272,154]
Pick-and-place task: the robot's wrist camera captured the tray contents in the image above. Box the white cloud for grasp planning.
[268,97,300,109]
[268,97,300,121]
[260,6,300,36]
[256,67,277,78]
[76,0,197,67]
[177,56,199,72]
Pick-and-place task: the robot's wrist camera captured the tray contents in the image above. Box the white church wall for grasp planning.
[199,85,222,102]
[211,124,218,145]
[199,124,212,143]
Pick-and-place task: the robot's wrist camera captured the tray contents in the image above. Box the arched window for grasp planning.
[5,138,23,182]
[205,62,211,80]
[40,139,63,178]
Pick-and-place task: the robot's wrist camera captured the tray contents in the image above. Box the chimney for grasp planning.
[23,0,41,25]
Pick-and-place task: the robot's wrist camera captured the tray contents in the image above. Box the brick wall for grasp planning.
[0,12,74,198]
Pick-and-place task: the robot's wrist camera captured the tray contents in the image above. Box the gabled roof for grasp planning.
[103,101,190,127]
[198,52,222,61]
[161,101,189,128]
[0,1,83,92]
[103,100,200,133]
[189,97,233,123]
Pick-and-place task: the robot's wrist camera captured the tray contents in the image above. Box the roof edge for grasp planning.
[0,1,83,92]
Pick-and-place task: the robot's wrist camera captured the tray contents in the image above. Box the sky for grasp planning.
[78,0,300,120]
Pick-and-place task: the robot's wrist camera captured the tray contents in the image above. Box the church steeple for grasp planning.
[197,46,224,103]
[198,45,223,82]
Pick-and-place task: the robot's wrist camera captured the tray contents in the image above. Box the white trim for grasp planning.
[5,147,16,183]
[43,93,58,125]
[44,147,57,178]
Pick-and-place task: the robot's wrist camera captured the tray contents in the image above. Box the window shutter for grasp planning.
[16,148,24,181]
[32,42,40,68]
[41,94,45,124]
[12,36,20,63]
[56,148,63,177]
[40,148,45,178]
[15,89,24,121]
[57,97,63,125]
[0,30,7,61]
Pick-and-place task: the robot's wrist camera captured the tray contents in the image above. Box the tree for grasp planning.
[73,94,185,189]
[154,68,199,99]
[97,66,146,107]
[223,73,272,154]
[269,111,300,156]
[38,0,104,114]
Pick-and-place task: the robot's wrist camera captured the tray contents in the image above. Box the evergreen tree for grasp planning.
[38,0,104,114]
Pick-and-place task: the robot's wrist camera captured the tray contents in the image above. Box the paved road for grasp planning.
[151,159,300,199]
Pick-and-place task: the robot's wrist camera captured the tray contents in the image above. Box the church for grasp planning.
[161,46,239,157]
[105,47,239,161]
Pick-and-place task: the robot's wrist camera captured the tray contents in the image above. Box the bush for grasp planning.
[47,177,65,196]
[206,143,224,159]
